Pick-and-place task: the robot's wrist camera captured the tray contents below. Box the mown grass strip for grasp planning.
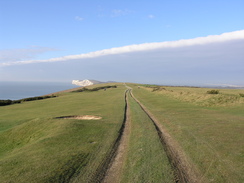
[120,91,174,183]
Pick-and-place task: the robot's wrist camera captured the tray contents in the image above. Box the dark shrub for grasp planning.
[206,90,219,94]
[239,93,244,97]
[0,100,13,106]
[152,87,160,92]
[1,95,57,106]
[73,85,117,92]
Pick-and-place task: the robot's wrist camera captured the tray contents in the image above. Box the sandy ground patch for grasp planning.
[55,115,102,120]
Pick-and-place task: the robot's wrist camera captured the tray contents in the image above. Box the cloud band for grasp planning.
[1,30,244,66]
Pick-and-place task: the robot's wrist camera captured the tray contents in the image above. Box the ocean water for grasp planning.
[0,81,77,100]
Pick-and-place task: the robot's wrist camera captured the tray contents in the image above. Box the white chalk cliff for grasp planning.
[72,79,94,86]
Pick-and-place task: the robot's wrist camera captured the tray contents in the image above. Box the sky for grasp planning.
[0,0,244,86]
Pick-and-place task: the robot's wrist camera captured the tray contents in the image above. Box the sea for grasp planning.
[0,81,77,100]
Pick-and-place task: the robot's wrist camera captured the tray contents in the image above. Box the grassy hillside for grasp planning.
[1,82,243,182]
[0,83,126,183]
[130,84,244,182]
[144,85,244,107]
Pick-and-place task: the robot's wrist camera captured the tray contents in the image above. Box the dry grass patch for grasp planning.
[144,85,244,107]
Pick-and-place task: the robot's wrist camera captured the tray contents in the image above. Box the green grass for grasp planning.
[121,92,174,183]
[130,84,244,182]
[144,85,244,107]
[0,83,126,183]
[1,82,243,182]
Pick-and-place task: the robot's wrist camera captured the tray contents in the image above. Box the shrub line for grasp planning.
[0,95,57,106]
[72,85,117,93]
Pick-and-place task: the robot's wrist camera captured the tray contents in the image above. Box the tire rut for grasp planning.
[102,89,131,183]
[89,89,130,183]
[91,87,202,183]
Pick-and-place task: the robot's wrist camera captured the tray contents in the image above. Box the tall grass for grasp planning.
[145,85,244,107]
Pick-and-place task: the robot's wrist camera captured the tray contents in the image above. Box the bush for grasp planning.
[239,93,244,97]
[206,90,219,94]
[152,87,166,92]
[152,87,160,92]
[73,87,89,92]
[16,95,57,102]
[0,95,57,106]
[0,100,13,106]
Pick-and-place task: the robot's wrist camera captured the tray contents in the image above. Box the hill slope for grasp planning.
[0,83,125,182]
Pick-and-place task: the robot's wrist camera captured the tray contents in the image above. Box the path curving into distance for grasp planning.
[99,86,201,183]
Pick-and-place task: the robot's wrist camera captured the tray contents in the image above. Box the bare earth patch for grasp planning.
[55,115,102,120]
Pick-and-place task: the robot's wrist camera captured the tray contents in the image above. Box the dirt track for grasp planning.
[102,89,131,183]
[94,88,202,182]
[88,90,130,183]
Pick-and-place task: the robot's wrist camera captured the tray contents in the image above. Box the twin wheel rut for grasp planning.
[93,89,200,183]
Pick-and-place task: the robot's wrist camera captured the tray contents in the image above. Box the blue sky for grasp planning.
[0,0,244,86]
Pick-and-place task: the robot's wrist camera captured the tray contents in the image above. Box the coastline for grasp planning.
[0,81,77,100]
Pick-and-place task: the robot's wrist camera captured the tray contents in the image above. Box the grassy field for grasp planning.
[120,92,175,182]
[0,83,126,183]
[1,82,243,182]
[130,84,244,182]
[145,85,244,107]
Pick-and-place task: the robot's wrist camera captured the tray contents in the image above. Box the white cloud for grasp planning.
[75,16,84,21]
[0,46,57,63]
[1,30,244,67]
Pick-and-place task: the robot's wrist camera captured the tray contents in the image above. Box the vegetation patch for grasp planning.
[0,95,57,106]
[239,93,244,97]
[143,85,244,107]
[72,85,117,92]
[206,89,219,94]
[152,86,166,92]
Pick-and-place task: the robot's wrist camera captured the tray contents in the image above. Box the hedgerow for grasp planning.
[72,85,117,92]
[0,95,57,106]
